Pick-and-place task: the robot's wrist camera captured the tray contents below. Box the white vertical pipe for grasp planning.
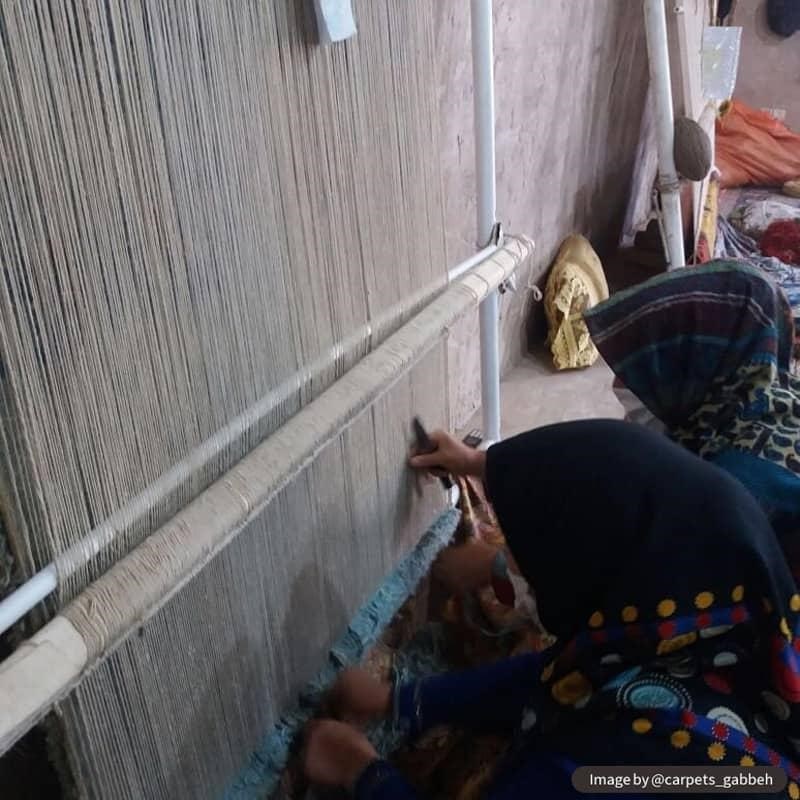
[674,4,704,120]
[644,0,685,269]
[674,3,707,254]
[470,0,501,443]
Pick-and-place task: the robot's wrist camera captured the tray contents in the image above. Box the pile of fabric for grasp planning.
[713,101,800,272]
[728,199,800,240]
[712,191,800,352]
[696,97,800,351]
[718,217,800,351]
[716,101,800,190]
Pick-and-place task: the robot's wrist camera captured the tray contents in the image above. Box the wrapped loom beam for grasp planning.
[0,236,533,758]
[0,273,474,637]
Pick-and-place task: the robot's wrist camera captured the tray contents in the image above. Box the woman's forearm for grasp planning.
[467,448,487,479]
[393,651,545,738]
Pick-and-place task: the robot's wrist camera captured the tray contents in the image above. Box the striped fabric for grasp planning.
[586,261,793,425]
[585,261,800,474]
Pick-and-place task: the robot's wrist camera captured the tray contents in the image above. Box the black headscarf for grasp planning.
[485,419,781,640]
[483,420,800,784]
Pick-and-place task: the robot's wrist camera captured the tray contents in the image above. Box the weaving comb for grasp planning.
[412,417,452,490]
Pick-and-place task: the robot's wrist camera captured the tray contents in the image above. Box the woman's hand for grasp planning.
[328,667,392,725]
[433,538,497,593]
[408,430,486,479]
[303,719,378,789]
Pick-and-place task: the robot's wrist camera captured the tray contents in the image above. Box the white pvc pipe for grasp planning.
[471,0,501,443]
[644,0,685,269]
[0,566,57,634]
[447,243,499,283]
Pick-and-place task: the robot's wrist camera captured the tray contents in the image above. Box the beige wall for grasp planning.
[731,0,800,130]
[436,1,650,428]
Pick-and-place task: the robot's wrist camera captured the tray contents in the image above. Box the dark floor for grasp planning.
[0,728,62,800]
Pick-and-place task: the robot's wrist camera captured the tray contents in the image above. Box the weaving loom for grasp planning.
[0,2,532,797]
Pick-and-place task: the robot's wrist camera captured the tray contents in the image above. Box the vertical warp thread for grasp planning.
[0,1,450,798]
[0,0,445,603]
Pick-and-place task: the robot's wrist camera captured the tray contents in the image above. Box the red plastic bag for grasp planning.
[716,100,800,188]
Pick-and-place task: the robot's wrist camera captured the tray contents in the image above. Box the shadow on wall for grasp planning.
[517,0,649,356]
[167,636,263,799]
[165,561,348,799]
[282,562,348,702]
[293,0,318,46]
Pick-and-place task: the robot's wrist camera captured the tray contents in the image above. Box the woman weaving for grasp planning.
[584,260,800,550]
[302,419,800,798]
